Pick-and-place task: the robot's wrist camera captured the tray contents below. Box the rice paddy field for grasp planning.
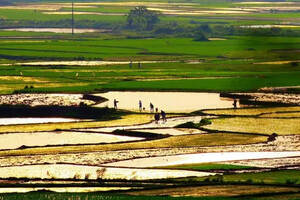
[0,0,299,199]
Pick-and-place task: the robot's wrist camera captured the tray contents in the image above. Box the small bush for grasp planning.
[199,118,212,126]
[246,179,253,184]
[268,133,278,142]
[286,179,298,185]
[291,62,299,67]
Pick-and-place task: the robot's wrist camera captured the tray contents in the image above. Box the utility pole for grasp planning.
[72,0,74,35]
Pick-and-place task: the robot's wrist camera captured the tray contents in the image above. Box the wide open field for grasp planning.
[0,36,298,61]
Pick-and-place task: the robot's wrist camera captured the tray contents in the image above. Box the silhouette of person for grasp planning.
[233,99,237,109]
[150,103,154,112]
[161,110,166,123]
[139,100,142,112]
[114,99,119,109]
[154,112,160,124]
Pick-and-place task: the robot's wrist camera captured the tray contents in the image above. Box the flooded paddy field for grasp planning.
[15,60,177,66]
[0,91,298,198]
[105,151,300,168]
[0,131,143,150]
[0,117,81,126]
[2,28,108,34]
[0,0,299,197]
[0,164,214,181]
[95,91,238,113]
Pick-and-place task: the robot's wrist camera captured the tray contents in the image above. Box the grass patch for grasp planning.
[126,185,300,198]
[260,112,300,118]
[205,117,300,135]
[202,107,300,116]
[219,170,300,185]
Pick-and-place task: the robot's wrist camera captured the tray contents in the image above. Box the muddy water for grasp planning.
[105,151,300,168]
[0,131,143,150]
[2,28,106,34]
[0,117,79,125]
[95,91,238,113]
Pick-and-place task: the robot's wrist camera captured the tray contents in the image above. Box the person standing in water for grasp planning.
[114,99,119,109]
[154,112,160,124]
[161,110,166,123]
[139,100,142,112]
[150,103,154,112]
[233,99,237,109]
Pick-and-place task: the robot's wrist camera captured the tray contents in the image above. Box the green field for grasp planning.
[0,36,298,61]
[221,170,300,185]
[1,192,300,200]
[0,35,299,94]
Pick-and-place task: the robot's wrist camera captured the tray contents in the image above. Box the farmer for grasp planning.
[154,112,160,124]
[150,102,154,112]
[233,99,237,109]
[161,110,167,123]
[139,100,142,112]
[114,99,119,109]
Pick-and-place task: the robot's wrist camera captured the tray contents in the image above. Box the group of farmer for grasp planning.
[139,100,167,123]
[113,99,167,123]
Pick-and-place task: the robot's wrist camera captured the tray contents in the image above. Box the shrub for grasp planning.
[199,118,212,126]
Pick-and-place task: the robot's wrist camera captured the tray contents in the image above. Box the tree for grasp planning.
[127,6,160,31]
[194,31,208,41]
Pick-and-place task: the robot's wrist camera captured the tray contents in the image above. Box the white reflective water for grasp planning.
[95,91,238,113]
[105,151,300,168]
[0,131,143,150]
[0,117,79,125]
[2,28,106,33]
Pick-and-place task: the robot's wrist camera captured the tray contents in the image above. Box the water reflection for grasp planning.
[95,91,239,112]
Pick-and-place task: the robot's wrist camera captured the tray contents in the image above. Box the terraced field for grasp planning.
[0,0,299,199]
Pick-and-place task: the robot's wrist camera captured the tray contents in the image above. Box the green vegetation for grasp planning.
[1,192,300,200]
[202,107,300,116]
[205,117,300,135]
[127,185,300,198]
[127,6,160,31]
[216,170,300,185]
[0,34,299,94]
